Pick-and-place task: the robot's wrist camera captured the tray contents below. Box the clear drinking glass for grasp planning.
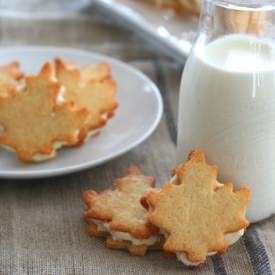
[177,0,275,222]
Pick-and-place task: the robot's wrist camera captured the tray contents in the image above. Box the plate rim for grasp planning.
[0,45,163,179]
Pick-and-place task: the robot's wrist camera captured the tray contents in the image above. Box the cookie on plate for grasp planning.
[178,0,200,15]
[0,61,24,96]
[144,0,200,16]
[55,58,118,134]
[83,166,163,256]
[0,63,90,162]
[146,150,251,266]
[63,60,111,81]
[87,221,163,256]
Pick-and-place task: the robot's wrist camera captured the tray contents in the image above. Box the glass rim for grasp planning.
[205,0,275,11]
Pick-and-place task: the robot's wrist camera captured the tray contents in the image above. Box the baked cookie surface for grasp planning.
[147,150,251,265]
[55,58,118,131]
[84,166,162,255]
[0,63,90,162]
[0,61,24,96]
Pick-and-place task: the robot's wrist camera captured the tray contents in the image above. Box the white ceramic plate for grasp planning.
[0,46,163,179]
[93,0,199,61]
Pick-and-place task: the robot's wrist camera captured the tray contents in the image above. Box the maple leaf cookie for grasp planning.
[0,63,90,162]
[63,60,111,81]
[146,150,251,266]
[0,61,24,96]
[83,166,163,256]
[55,58,118,133]
[79,62,110,82]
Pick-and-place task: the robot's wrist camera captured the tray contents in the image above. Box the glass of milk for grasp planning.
[177,0,275,222]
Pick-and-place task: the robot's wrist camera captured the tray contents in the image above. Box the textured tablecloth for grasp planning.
[0,3,274,275]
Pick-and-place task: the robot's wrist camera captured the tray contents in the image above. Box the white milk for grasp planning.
[177,34,275,222]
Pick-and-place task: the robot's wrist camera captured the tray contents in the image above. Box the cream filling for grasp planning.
[111,231,160,246]
[170,174,178,184]
[83,113,108,142]
[92,219,109,232]
[175,229,244,266]
[0,140,61,162]
[1,144,16,153]
[1,141,66,162]
[56,86,65,104]
[84,128,100,142]
[31,140,68,162]
[16,78,26,92]
[91,219,160,246]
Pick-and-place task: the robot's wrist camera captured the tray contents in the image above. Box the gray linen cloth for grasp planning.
[0,5,274,275]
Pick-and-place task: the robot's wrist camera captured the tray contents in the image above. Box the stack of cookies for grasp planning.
[84,150,251,266]
[0,59,118,162]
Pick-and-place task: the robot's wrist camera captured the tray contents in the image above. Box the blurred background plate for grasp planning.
[0,46,163,179]
[93,0,198,61]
